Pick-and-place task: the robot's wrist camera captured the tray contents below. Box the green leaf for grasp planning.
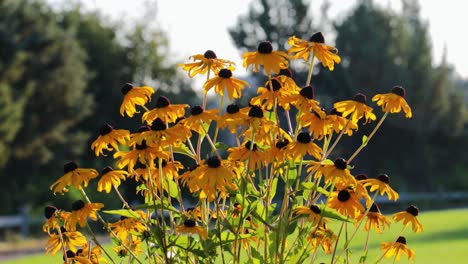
[214,141,230,151]
[168,179,179,198]
[361,135,368,146]
[300,182,329,196]
[321,206,354,223]
[286,161,297,186]
[169,143,196,159]
[102,209,142,219]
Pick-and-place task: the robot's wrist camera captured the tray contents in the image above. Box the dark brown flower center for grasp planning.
[60,226,67,233]
[334,158,347,170]
[396,236,407,244]
[151,118,167,131]
[275,139,289,149]
[309,32,325,43]
[248,105,264,118]
[204,50,217,59]
[369,203,380,213]
[377,174,390,184]
[391,85,406,98]
[101,166,114,175]
[44,206,57,219]
[226,104,240,114]
[258,41,273,54]
[297,132,312,144]
[184,219,196,227]
[72,200,85,211]
[329,108,342,116]
[136,140,148,150]
[207,156,221,168]
[337,190,351,202]
[355,173,368,180]
[137,125,151,132]
[64,161,78,173]
[121,83,133,95]
[300,85,315,99]
[278,68,292,77]
[244,141,257,151]
[268,79,282,91]
[155,96,170,108]
[155,160,167,168]
[64,250,75,260]
[219,68,232,78]
[190,105,204,116]
[406,205,419,216]
[99,124,113,135]
[310,205,321,214]
[353,93,367,104]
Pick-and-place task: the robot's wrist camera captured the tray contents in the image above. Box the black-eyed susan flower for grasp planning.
[180,156,240,201]
[327,188,364,219]
[300,108,328,140]
[72,244,107,264]
[272,68,300,93]
[109,211,147,241]
[176,219,208,239]
[288,85,323,116]
[45,227,87,255]
[392,205,423,233]
[287,32,341,71]
[113,140,169,173]
[295,205,322,226]
[218,104,248,134]
[142,96,188,124]
[178,50,235,78]
[42,206,71,233]
[203,68,250,100]
[228,141,265,171]
[286,132,322,161]
[150,159,184,189]
[307,158,357,187]
[97,166,128,193]
[372,85,412,118]
[325,108,358,136]
[50,162,99,194]
[90,124,129,156]
[119,83,154,117]
[66,200,104,230]
[361,173,399,201]
[184,207,202,220]
[183,105,219,134]
[243,41,289,75]
[356,203,391,233]
[241,105,276,145]
[333,93,377,124]
[380,236,416,262]
[265,136,292,163]
[250,78,296,111]
[113,237,143,258]
[308,223,337,254]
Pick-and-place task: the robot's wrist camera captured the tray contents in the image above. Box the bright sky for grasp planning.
[51,0,468,79]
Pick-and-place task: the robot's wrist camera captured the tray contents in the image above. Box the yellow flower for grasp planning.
[307,158,357,186]
[333,93,376,124]
[90,124,129,156]
[265,136,292,163]
[178,50,235,78]
[288,85,323,115]
[183,106,219,134]
[113,140,169,173]
[119,83,154,117]
[327,188,364,219]
[392,205,423,233]
[66,200,104,230]
[250,78,295,110]
[203,68,250,100]
[241,105,276,145]
[180,156,240,201]
[300,109,328,140]
[325,108,358,136]
[176,219,208,239]
[356,203,391,233]
[50,162,99,194]
[142,95,188,124]
[72,244,107,264]
[380,236,416,262]
[295,205,322,226]
[307,223,337,254]
[109,211,147,241]
[228,141,266,171]
[243,41,289,75]
[361,173,399,201]
[288,32,341,71]
[97,166,128,193]
[286,132,322,161]
[217,104,249,134]
[45,227,87,255]
[42,206,70,233]
[372,85,412,118]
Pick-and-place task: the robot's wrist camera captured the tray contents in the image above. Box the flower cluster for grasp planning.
[43,32,421,263]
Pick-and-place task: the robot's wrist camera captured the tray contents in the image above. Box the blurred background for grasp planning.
[0,0,467,261]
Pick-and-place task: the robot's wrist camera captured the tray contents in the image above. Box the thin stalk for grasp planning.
[330,221,345,264]
[305,53,316,87]
[113,185,131,209]
[202,68,211,110]
[86,224,116,263]
[57,224,69,264]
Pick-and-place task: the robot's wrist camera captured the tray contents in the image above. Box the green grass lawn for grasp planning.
[4,208,468,263]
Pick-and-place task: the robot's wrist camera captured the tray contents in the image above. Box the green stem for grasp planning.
[86,224,116,263]
[305,53,316,87]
